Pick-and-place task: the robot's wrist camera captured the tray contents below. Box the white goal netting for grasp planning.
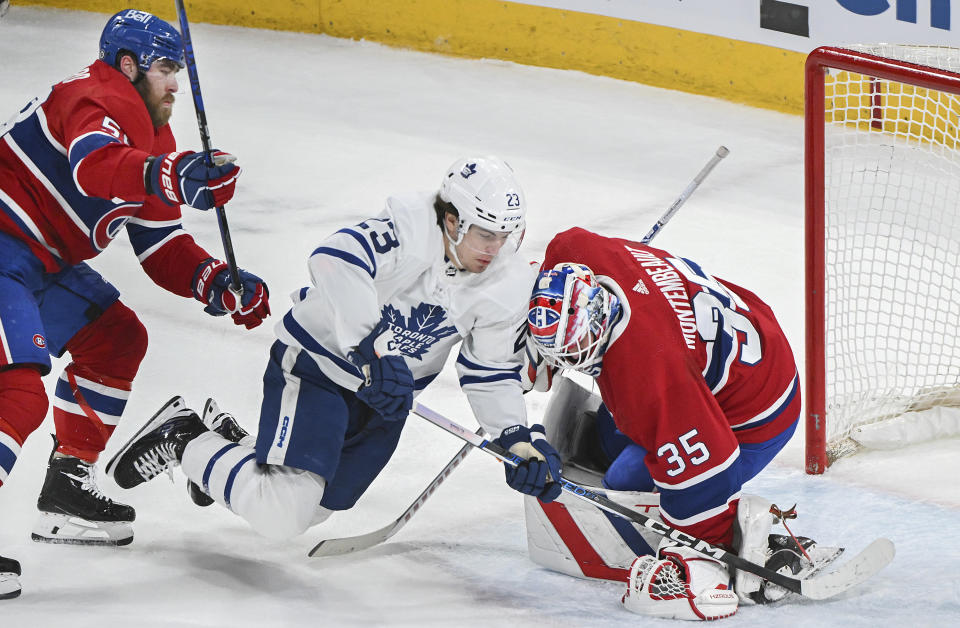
[820,44,960,460]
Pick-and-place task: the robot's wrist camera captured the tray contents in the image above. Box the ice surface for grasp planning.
[0,7,957,626]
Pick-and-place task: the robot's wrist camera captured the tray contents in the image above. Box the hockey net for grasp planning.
[805,45,960,473]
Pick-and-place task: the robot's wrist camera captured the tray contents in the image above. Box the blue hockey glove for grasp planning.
[146,149,241,210]
[192,258,270,329]
[494,424,562,502]
[349,322,414,421]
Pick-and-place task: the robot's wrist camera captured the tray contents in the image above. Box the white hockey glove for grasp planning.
[621,539,738,621]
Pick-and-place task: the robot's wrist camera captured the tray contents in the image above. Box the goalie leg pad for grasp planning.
[622,545,738,621]
[524,488,661,581]
[733,494,775,603]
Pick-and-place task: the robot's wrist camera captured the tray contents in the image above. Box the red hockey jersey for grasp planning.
[542,228,800,547]
[0,60,209,294]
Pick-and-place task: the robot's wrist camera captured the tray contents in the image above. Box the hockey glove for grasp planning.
[622,540,738,621]
[494,424,562,502]
[146,150,241,210]
[349,322,414,422]
[192,258,271,329]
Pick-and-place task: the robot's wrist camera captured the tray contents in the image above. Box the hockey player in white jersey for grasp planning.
[106,156,563,539]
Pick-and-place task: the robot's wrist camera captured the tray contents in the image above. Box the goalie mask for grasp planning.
[528,263,621,371]
[439,156,526,255]
[99,9,185,73]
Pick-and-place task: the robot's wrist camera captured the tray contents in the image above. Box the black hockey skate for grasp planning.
[105,396,207,490]
[750,534,845,604]
[187,398,250,507]
[32,436,135,546]
[0,554,20,600]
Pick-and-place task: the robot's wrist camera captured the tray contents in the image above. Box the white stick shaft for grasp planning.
[641,145,729,244]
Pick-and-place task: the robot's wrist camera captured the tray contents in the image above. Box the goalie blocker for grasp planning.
[525,377,841,620]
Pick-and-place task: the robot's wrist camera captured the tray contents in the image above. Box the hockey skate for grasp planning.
[735,496,846,604]
[187,398,250,507]
[0,554,20,600]
[105,396,207,490]
[749,534,845,604]
[32,436,135,546]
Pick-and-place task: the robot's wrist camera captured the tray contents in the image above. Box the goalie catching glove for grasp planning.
[349,322,415,422]
[146,149,241,210]
[192,258,270,329]
[493,424,562,502]
[622,539,738,621]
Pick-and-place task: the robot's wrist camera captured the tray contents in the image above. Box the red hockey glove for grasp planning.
[146,150,241,210]
[192,258,270,329]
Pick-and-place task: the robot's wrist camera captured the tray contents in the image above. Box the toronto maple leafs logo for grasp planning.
[380,303,458,359]
[460,162,478,179]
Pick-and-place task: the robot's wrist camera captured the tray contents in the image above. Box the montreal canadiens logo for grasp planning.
[528,302,560,343]
[33,334,46,348]
[92,204,138,251]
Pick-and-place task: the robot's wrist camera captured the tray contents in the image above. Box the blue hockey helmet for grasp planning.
[99,9,185,73]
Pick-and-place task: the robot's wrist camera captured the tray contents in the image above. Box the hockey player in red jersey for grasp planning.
[0,8,270,597]
[526,227,803,620]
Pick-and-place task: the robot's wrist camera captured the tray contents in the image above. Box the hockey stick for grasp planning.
[641,145,729,245]
[174,0,243,293]
[308,428,483,557]
[412,402,895,600]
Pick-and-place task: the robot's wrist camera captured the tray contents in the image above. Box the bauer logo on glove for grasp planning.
[146,149,241,210]
[191,258,271,329]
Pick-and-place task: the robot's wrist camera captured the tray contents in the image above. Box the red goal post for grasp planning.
[805,45,960,474]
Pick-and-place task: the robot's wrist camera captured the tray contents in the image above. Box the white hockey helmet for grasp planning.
[438,156,526,249]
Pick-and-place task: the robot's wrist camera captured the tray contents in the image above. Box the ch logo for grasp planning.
[92,204,137,251]
[33,334,46,348]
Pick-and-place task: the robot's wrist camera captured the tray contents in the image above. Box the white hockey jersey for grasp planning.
[274,191,538,436]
